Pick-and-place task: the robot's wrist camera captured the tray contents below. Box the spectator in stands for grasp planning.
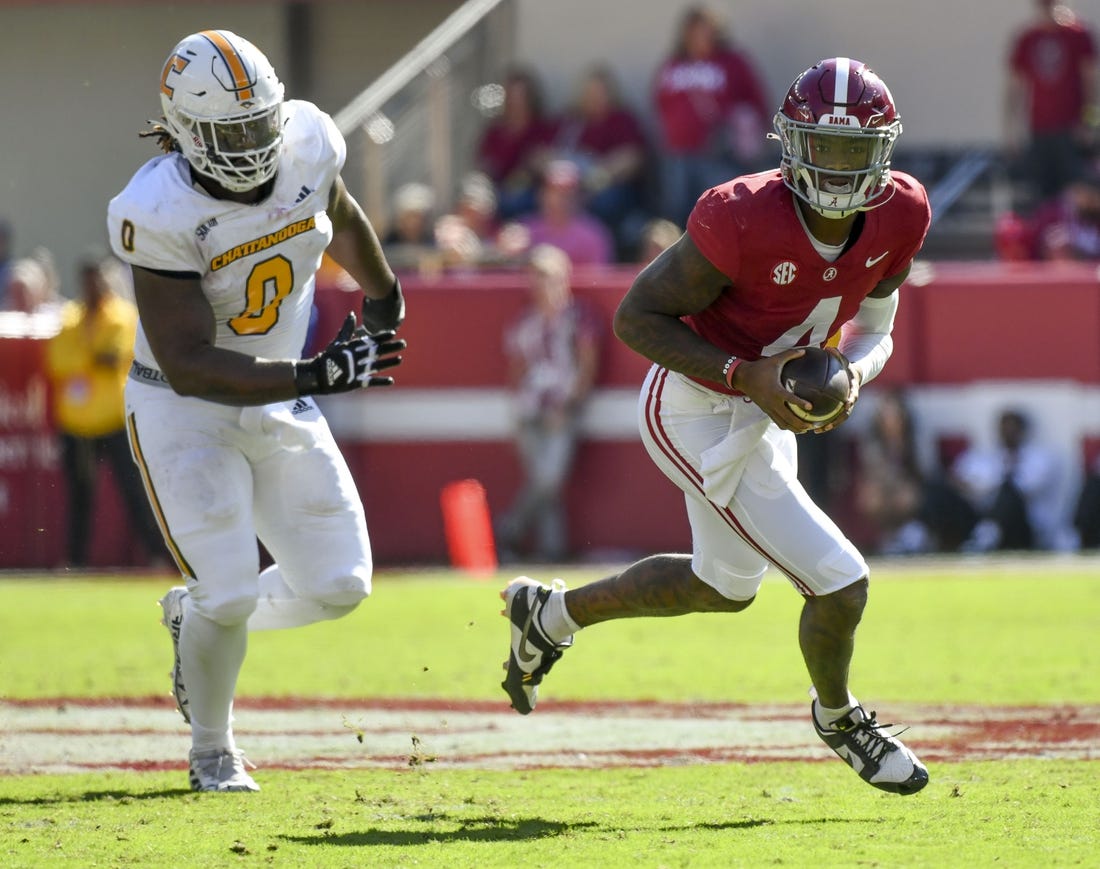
[949,409,1071,552]
[476,66,558,221]
[1028,167,1100,258]
[652,4,770,226]
[44,251,165,568]
[434,171,507,269]
[381,182,439,273]
[496,244,601,562]
[553,65,649,254]
[2,256,57,315]
[1006,0,1098,202]
[513,159,614,266]
[635,217,682,265]
[1073,453,1100,548]
[854,390,933,555]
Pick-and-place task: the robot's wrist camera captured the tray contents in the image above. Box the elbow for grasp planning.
[165,369,206,398]
[157,357,208,398]
[612,301,636,347]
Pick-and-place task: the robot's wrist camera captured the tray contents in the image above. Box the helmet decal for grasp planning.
[200,29,256,103]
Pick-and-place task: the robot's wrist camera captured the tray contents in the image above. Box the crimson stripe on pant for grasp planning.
[643,368,816,596]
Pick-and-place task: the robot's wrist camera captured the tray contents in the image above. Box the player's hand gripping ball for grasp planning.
[781,347,851,427]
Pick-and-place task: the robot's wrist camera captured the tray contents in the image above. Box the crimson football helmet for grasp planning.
[773,57,901,218]
[159,30,285,192]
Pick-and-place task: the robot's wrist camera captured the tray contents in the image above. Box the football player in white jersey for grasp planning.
[107,29,406,792]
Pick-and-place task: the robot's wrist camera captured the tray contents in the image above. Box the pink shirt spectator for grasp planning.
[521,213,613,266]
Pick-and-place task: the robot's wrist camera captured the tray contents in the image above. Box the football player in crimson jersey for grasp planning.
[107,30,405,792]
[501,58,931,795]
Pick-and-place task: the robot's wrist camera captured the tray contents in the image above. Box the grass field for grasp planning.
[1,557,1098,867]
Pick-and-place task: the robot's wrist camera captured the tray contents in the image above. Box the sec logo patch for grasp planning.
[772,261,798,285]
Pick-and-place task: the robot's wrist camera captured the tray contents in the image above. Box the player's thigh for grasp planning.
[126,394,260,613]
[684,493,770,600]
[731,430,867,596]
[252,427,371,602]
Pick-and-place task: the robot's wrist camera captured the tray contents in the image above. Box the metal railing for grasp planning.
[333,0,514,235]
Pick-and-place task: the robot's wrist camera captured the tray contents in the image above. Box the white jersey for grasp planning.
[107,99,345,371]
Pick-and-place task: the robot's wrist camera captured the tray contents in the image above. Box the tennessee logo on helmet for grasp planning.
[160,54,190,99]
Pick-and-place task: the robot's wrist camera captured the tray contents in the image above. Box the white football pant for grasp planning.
[638,365,868,601]
[125,380,372,628]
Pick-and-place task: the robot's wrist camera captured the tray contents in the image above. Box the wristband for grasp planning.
[361,277,405,333]
[293,359,322,396]
[722,355,742,389]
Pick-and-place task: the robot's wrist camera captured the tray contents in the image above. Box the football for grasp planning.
[781,347,850,426]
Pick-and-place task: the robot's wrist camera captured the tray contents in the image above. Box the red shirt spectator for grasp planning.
[476,67,558,219]
[1006,1,1098,199]
[553,66,649,246]
[653,7,769,155]
[1009,1,1096,133]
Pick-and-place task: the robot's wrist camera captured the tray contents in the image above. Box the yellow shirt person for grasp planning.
[43,254,163,568]
[46,291,137,437]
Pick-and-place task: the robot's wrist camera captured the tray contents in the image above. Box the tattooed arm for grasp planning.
[613,233,813,431]
[613,233,731,381]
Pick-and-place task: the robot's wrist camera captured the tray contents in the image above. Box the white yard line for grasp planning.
[2,699,1097,776]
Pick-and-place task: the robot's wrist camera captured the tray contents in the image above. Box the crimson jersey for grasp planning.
[685,169,930,393]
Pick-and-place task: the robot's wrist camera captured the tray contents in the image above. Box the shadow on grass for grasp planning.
[0,788,192,806]
[283,815,598,846]
[284,814,877,848]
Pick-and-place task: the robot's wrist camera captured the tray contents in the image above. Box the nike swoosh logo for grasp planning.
[516,602,539,665]
[865,251,890,268]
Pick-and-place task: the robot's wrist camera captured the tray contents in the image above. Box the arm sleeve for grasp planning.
[838,291,899,384]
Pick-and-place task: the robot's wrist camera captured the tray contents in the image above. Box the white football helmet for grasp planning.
[159,30,285,192]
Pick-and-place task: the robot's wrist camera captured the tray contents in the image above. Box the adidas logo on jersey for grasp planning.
[290,398,312,415]
[293,185,313,204]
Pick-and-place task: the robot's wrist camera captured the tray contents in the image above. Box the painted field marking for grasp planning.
[2,698,1097,775]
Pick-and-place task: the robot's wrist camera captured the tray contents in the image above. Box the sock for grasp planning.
[247,564,359,631]
[181,605,246,754]
[537,589,581,645]
[813,690,860,730]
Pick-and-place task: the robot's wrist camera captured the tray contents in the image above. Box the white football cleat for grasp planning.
[189,749,259,792]
[500,577,573,714]
[813,699,929,795]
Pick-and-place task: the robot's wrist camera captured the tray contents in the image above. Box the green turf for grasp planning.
[2,561,1098,866]
[2,761,1097,868]
[1,560,1097,705]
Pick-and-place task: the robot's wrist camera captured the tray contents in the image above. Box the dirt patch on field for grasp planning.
[1,697,1097,775]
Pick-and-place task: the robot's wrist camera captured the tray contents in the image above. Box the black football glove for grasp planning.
[293,312,405,396]
[361,278,405,335]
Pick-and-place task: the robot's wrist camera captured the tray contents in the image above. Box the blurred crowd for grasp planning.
[5,2,1100,566]
[807,391,1100,557]
[381,4,771,273]
[997,1,1100,261]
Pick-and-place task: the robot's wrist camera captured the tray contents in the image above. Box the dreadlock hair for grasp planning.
[138,118,180,155]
